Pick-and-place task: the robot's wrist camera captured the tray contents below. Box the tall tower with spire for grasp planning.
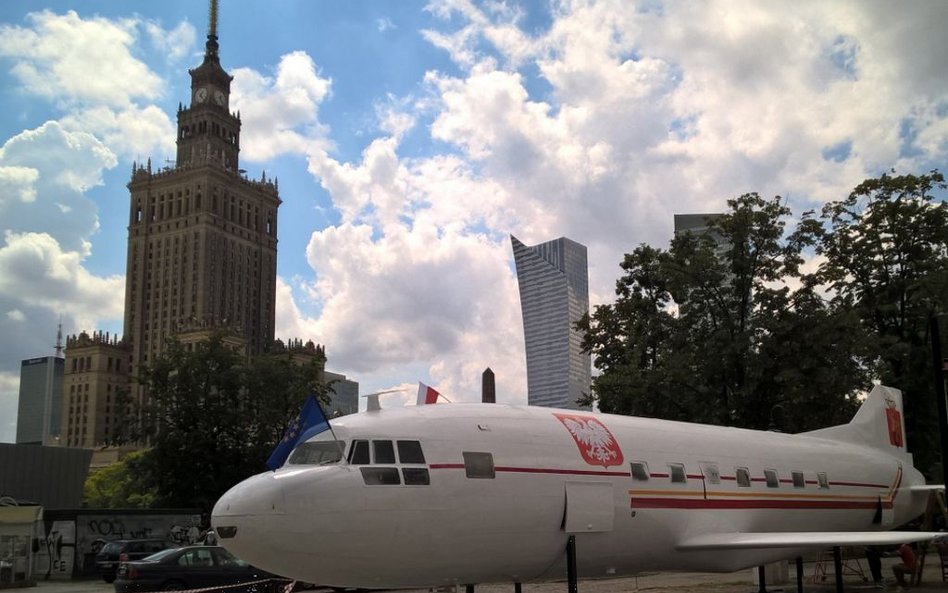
[123,0,280,384]
[57,0,287,449]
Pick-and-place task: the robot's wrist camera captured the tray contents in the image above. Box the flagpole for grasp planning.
[312,395,348,465]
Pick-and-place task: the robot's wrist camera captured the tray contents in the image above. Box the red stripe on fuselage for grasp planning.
[495,466,631,477]
[429,464,896,488]
[427,464,629,477]
[630,497,889,510]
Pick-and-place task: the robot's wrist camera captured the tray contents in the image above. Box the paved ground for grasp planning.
[13,557,948,593]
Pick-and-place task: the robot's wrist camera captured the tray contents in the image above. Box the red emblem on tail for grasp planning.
[554,413,625,468]
[884,394,903,447]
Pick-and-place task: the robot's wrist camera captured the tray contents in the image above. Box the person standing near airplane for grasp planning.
[892,543,916,587]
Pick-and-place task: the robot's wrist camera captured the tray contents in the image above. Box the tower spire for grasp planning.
[204,0,220,61]
[54,317,64,358]
[209,0,218,38]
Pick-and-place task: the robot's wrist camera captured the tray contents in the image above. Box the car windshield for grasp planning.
[143,548,180,562]
[101,542,123,555]
[288,439,345,465]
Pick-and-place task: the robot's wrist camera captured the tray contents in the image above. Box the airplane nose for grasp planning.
[213,471,286,521]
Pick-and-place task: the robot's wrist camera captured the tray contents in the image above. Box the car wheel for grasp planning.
[103,574,116,583]
[161,579,187,591]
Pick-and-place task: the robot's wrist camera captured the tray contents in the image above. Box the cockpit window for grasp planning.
[287,440,345,465]
[348,440,370,465]
[397,440,425,464]
[373,440,396,464]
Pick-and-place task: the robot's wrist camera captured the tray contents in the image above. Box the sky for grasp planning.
[1,0,948,443]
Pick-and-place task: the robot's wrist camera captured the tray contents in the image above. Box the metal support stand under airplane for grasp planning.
[514,583,522,593]
[465,585,474,593]
[833,546,844,593]
[757,565,767,593]
[796,556,804,593]
[566,535,578,593]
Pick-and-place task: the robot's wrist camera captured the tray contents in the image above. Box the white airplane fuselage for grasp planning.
[213,389,930,589]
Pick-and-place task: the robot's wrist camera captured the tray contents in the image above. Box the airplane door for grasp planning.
[698,462,721,500]
[880,497,894,526]
[563,482,614,533]
[880,462,900,527]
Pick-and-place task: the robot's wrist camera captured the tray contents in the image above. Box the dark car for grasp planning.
[113,545,276,592]
[95,539,179,583]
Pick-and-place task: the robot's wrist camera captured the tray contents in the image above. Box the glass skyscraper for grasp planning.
[511,235,591,410]
[16,356,64,445]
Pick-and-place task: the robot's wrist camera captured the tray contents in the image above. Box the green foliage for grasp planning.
[817,170,948,475]
[82,450,155,508]
[583,170,948,474]
[125,332,330,512]
[581,193,865,432]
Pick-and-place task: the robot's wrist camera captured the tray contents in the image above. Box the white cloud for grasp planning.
[286,0,948,408]
[0,166,38,205]
[0,120,116,193]
[0,10,162,108]
[60,104,176,161]
[0,231,125,329]
[301,222,526,402]
[231,51,333,162]
[0,121,114,253]
[6,310,25,322]
[144,20,197,61]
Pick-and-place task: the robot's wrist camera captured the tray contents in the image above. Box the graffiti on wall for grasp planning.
[33,513,202,577]
[76,514,202,573]
[33,520,76,580]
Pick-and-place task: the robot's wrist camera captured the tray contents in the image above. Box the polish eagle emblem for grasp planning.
[553,413,624,468]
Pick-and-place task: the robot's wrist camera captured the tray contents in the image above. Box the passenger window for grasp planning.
[736,467,751,487]
[669,463,686,483]
[360,467,401,485]
[402,468,430,485]
[397,440,426,464]
[630,462,649,481]
[373,440,396,464]
[463,452,495,479]
[764,469,779,488]
[703,464,721,484]
[817,472,829,489]
[348,440,369,465]
[792,470,805,488]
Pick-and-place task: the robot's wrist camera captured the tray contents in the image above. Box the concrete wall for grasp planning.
[0,444,92,509]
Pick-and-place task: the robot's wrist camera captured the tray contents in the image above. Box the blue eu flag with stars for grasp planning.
[266,394,330,470]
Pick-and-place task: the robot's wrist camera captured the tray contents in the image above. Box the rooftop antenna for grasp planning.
[54,318,64,358]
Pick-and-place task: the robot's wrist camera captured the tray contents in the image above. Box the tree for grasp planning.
[581,193,865,432]
[818,169,948,476]
[130,332,331,511]
[82,450,155,508]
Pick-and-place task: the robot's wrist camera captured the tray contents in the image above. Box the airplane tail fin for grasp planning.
[805,385,911,461]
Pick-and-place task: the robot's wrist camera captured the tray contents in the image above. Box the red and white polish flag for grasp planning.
[417,382,441,405]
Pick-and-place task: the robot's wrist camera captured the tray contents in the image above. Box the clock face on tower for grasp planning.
[214,90,226,106]
[195,88,208,103]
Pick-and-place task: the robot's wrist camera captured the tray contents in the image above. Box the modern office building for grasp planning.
[511,235,591,410]
[674,213,726,248]
[15,356,64,445]
[324,371,359,417]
